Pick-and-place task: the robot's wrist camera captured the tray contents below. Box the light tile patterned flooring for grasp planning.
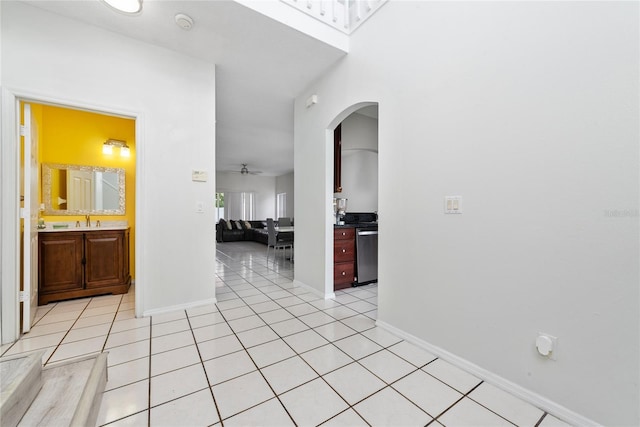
[1,241,571,426]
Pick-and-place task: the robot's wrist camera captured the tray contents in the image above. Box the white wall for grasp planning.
[276,172,295,218]
[216,171,276,220]
[339,112,378,211]
[294,2,638,425]
[1,2,217,327]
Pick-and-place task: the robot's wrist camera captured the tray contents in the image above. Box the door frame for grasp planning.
[324,101,378,298]
[1,87,145,344]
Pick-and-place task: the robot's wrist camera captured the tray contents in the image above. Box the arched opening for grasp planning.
[327,102,379,314]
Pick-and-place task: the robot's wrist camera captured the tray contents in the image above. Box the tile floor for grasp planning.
[1,241,572,426]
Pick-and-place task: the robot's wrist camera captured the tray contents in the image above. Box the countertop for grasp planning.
[38,221,129,233]
[334,223,378,229]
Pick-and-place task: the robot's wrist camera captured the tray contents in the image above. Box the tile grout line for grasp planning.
[213,290,299,426]
[147,315,153,427]
[184,310,225,426]
[218,260,381,426]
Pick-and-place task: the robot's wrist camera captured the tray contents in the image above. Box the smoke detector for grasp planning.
[175,13,194,30]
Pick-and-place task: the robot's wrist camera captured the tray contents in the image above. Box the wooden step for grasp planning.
[0,351,45,427]
[8,352,109,427]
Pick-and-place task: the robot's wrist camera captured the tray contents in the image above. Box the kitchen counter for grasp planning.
[334,223,378,229]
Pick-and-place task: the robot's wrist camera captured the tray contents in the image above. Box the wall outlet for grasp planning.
[536,333,558,360]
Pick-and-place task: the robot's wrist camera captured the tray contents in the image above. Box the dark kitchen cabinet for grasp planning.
[334,227,355,290]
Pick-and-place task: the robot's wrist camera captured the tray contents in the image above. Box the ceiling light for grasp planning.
[103,139,131,158]
[102,0,142,14]
[175,13,194,30]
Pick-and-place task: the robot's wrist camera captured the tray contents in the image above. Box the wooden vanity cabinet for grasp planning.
[334,227,355,290]
[39,229,131,305]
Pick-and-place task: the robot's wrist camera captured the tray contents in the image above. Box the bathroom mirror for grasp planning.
[42,163,125,215]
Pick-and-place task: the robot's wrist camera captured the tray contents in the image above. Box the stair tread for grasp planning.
[0,352,44,427]
[18,354,107,427]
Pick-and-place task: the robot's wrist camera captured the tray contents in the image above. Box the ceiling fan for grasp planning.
[238,163,262,175]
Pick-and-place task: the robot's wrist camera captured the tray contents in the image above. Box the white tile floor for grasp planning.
[1,241,573,426]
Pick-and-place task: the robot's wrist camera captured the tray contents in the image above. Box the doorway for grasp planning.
[330,103,379,304]
[18,101,136,335]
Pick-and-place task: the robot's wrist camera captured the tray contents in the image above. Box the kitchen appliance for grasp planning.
[333,198,348,225]
[342,212,378,286]
[355,227,378,285]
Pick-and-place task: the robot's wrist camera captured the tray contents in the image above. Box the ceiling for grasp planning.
[22,0,347,176]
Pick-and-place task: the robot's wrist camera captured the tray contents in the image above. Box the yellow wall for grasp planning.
[36,104,136,278]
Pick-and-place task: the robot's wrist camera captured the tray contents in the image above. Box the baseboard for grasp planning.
[375,320,601,427]
[142,297,217,318]
[292,279,334,300]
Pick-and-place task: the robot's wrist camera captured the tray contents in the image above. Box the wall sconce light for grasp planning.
[103,139,131,157]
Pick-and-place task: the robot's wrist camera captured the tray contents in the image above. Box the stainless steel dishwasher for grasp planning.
[355,228,378,285]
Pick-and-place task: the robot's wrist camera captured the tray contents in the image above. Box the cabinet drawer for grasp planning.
[334,228,355,240]
[334,240,355,262]
[334,261,355,285]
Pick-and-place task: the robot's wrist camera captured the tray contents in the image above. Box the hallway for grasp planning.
[2,242,567,426]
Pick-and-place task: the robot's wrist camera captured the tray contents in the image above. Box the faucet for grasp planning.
[85,215,90,227]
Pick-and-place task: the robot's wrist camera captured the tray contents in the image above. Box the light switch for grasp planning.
[445,196,462,214]
[196,201,204,213]
[192,170,208,182]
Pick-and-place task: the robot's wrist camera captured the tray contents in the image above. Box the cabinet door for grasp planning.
[85,231,124,288]
[123,229,130,281]
[39,233,84,295]
[334,124,342,193]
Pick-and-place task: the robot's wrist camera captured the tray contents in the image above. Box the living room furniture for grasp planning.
[38,228,131,305]
[266,218,293,263]
[277,217,292,226]
[216,219,270,244]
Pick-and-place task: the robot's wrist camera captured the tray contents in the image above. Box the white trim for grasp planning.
[133,114,145,319]
[375,319,601,427]
[142,297,217,318]
[1,89,20,344]
[292,279,334,300]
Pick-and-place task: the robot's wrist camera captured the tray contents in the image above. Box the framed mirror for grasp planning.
[42,163,125,215]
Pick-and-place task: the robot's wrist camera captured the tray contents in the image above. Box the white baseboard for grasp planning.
[375,320,600,427]
[292,279,334,300]
[142,297,217,318]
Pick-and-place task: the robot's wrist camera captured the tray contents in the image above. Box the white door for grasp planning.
[68,169,94,211]
[22,103,39,333]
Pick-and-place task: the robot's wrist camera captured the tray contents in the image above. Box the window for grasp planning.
[215,192,224,221]
[225,192,255,220]
[277,192,286,218]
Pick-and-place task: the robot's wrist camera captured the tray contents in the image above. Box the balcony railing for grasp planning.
[280,0,388,34]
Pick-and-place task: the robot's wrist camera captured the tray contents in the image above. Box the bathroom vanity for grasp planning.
[38,226,131,305]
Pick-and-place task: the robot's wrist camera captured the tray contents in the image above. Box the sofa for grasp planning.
[216,219,269,244]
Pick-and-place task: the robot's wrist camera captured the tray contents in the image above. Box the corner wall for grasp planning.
[339,112,378,212]
[293,2,639,425]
